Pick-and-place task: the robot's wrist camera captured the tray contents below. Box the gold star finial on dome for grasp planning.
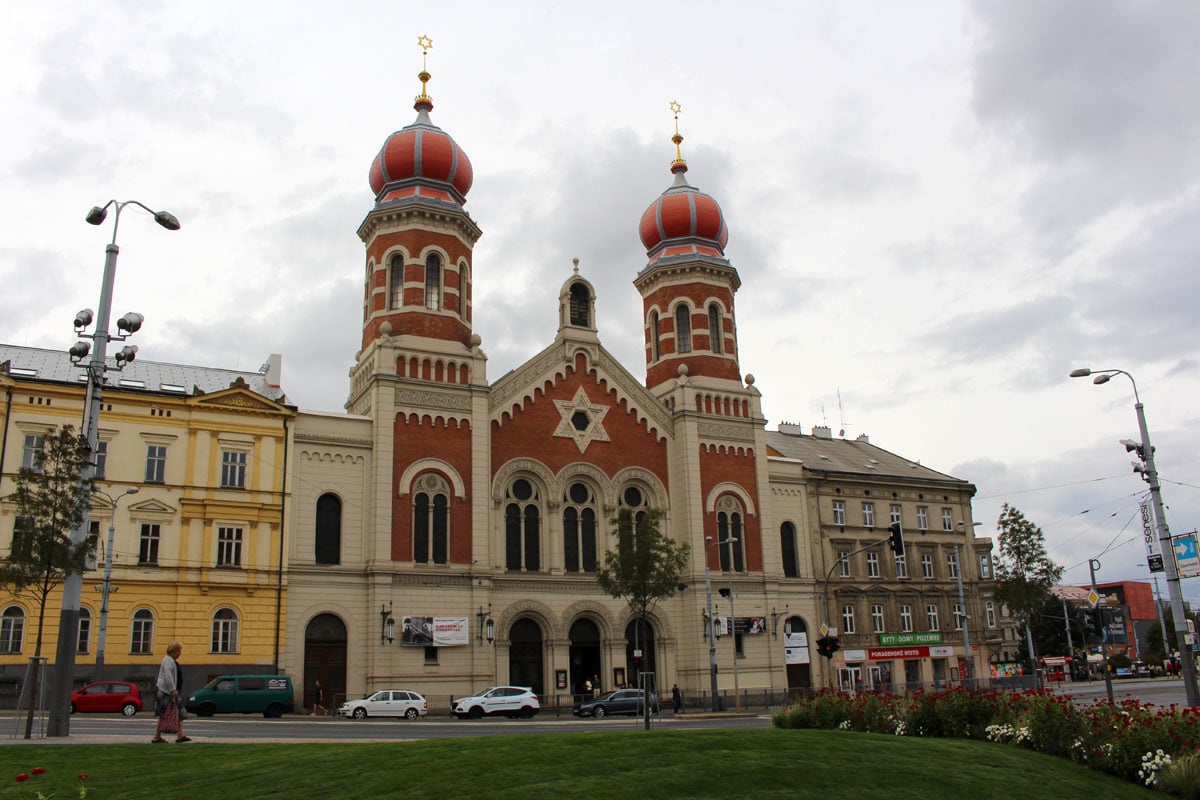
[669,100,686,167]
[416,34,434,105]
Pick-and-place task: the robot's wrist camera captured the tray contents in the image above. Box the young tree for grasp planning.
[595,507,689,721]
[0,425,93,738]
[992,503,1063,674]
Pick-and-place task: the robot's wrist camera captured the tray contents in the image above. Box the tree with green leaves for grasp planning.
[992,503,1063,674]
[0,425,93,738]
[595,507,689,721]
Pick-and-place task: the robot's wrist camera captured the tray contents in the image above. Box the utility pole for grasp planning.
[1089,559,1115,703]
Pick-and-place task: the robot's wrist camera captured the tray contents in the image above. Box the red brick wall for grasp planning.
[699,444,761,572]
[641,281,740,387]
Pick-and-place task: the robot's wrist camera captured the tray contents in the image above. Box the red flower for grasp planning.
[32,767,45,776]
[16,774,29,782]
[78,774,88,780]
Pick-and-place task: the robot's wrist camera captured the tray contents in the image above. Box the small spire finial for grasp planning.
[416,35,434,109]
[669,100,687,173]
[572,257,580,275]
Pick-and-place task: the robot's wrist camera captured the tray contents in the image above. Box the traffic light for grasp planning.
[816,636,840,659]
[887,521,904,557]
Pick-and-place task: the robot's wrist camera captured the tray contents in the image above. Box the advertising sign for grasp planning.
[400,616,469,646]
[1173,532,1200,579]
[1143,501,1165,572]
[878,632,942,646]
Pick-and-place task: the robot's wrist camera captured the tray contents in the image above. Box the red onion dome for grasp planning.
[639,163,729,256]
[368,99,474,207]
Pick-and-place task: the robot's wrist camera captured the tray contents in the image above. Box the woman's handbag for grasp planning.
[160,699,180,734]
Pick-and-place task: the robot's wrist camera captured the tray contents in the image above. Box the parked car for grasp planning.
[452,686,540,719]
[573,688,659,719]
[339,690,428,720]
[186,674,295,718]
[70,681,143,716]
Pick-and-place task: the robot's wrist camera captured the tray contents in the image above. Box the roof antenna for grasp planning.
[837,388,849,438]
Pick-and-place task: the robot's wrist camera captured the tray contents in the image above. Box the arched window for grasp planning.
[425,253,441,310]
[780,521,800,578]
[675,305,692,354]
[504,478,541,572]
[389,254,404,310]
[650,311,661,361]
[618,484,649,531]
[315,493,342,565]
[0,606,25,654]
[211,607,239,653]
[708,303,723,354]
[459,262,471,320]
[716,495,745,572]
[413,473,451,565]
[562,482,597,573]
[569,283,590,327]
[130,608,154,655]
[77,607,92,654]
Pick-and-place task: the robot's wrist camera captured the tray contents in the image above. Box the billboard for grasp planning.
[400,616,469,646]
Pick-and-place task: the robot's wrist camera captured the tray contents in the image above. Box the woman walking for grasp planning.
[151,641,191,743]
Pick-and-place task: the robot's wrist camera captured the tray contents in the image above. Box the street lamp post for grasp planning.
[954,521,978,687]
[93,487,138,678]
[1070,366,1199,708]
[722,548,741,711]
[47,200,179,737]
[703,535,737,712]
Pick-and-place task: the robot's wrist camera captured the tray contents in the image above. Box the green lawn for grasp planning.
[0,729,1156,799]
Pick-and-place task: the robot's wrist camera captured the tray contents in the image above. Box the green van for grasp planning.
[186,674,295,718]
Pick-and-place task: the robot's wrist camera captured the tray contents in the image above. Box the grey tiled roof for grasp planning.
[0,344,287,403]
[766,427,971,489]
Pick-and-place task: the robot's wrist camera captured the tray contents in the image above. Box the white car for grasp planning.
[452,686,540,719]
[339,689,428,720]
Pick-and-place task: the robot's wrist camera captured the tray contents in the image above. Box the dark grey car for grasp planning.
[573,689,660,718]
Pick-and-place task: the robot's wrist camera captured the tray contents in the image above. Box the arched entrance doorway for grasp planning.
[624,618,657,692]
[508,618,544,697]
[304,614,347,713]
[568,618,601,698]
[784,616,811,691]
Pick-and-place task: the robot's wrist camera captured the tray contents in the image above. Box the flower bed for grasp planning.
[773,688,1200,793]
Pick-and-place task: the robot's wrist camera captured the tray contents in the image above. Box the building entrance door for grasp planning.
[508,618,545,696]
[303,614,347,712]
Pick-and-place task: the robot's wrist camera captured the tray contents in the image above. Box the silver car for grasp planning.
[339,689,428,720]
[452,686,540,719]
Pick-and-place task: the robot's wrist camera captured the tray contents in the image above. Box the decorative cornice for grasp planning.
[697,422,756,442]
[395,387,473,412]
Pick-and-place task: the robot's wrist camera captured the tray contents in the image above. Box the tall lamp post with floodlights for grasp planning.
[703,535,737,711]
[47,200,180,737]
[1069,366,1199,708]
[955,521,980,687]
[92,487,139,678]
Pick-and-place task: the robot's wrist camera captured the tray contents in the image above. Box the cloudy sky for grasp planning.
[3,1,1198,600]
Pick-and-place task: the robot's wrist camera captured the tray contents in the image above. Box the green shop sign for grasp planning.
[878,632,943,646]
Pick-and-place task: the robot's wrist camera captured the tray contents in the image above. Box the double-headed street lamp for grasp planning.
[92,487,139,677]
[47,200,179,738]
[703,535,737,711]
[1069,366,1199,708]
[954,521,980,686]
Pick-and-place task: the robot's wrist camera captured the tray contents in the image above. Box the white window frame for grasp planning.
[894,553,907,579]
[21,434,45,472]
[953,603,966,632]
[221,450,248,489]
[921,553,934,579]
[942,508,954,531]
[145,445,167,483]
[926,603,940,631]
[1,606,25,654]
[889,504,901,525]
[872,604,885,634]
[832,500,846,526]
[862,502,875,528]
[211,608,239,654]
[900,604,914,633]
[986,601,997,628]
[130,608,154,655]
[916,505,929,530]
[979,554,991,579]
[866,551,880,578]
[837,550,851,578]
[217,526,244,568]
[138,523,161,565]
[841,604,856,635]
[77,608,92,654]
[948,550,960,579]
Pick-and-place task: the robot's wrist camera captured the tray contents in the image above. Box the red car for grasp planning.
[71,681,143,716]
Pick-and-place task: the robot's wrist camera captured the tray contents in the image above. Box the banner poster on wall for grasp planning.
[400,616,469,646]
[784,631,810,664]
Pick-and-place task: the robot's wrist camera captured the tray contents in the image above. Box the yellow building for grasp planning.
[0,346,294,694]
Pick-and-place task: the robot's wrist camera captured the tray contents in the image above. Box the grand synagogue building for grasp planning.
[1,52,1011,708]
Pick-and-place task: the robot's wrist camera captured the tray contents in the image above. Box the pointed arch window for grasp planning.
[562,481,597,573]
[708,303,723,354]
[675,305,692,354]
[425,254,441,310]
[716,495,745,572]
[315,493,342,565]
[650,311,661,361]
[413,473,451,564]
[504,478,541,572]
[389,255,404,310]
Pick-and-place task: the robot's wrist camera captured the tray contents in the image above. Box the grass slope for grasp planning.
[0,729,1155,799]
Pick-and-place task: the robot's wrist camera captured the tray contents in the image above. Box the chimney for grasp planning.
[856,433,870,444]
[263,353,283,388]
[777,421,804,435]
[812,425,832,439]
